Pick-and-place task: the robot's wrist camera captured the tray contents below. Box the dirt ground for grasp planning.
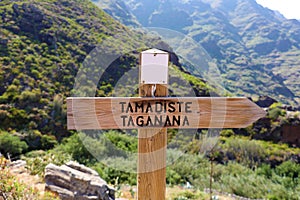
[8,161,46,198]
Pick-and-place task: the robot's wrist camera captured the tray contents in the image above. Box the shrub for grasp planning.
[41,135,58,149]
[19,90,41,105]
[0,131,28,158]
[56,133,96,165]
[220,129,234,137]
[22,130,43,151]
[173,190,207,200]
[268,107,286,120]
[93,163,136,185]
[256,163,273,178]
[104,130,137,153]
[221,137,266,168]
[168,153,210,187]
[275,161,300,179]
[274,161,300,189]
[167,168,183,185]
[24,150,71,176]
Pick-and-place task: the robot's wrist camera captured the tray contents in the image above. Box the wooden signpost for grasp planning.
[67,49,266,200]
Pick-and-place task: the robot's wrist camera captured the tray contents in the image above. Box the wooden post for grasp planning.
[137,49,168,200]
[138,85,167,200]
[66,48,267,200]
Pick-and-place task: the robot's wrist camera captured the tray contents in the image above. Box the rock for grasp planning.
[45,161,115,200]
[8,160,26,168]
[251,117,300,148]
[255,95,277,108]
[8,160,27,174]
[281,118,300,147]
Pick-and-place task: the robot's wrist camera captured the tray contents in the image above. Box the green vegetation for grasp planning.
[19,130,300,199]
[23,150,71,176]
[268,103,287,120]
[0,0,211,142]
[172,190,208,200]
[1,0,300,199]
[101,0,300,105]
[0,132,28,158]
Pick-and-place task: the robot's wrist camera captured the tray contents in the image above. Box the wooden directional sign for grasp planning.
[67,97,266,130]
[67,48,266,200]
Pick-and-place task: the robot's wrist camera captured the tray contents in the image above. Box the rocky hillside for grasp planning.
[93,0,140,27]
[0,0,133,138]
[94,0,300,106]
[0,0,211,141]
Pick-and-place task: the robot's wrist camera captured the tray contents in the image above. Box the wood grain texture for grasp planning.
[138,83,167,200]
[67,97,266,130]
[137,128,167,200]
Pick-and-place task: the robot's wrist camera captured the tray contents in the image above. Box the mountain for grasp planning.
[0,0,134,138]
[94,0,300,106]
[1,1,300,199]
[92,0,140,27]
[0,0,211,141]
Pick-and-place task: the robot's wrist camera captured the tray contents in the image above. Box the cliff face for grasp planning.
[95,0,300,106]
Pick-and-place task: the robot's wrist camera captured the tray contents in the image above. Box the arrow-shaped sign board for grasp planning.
[67,49,268,200]
[67,97,266,130]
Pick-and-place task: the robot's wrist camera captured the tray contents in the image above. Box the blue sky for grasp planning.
[256,0,300,19]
